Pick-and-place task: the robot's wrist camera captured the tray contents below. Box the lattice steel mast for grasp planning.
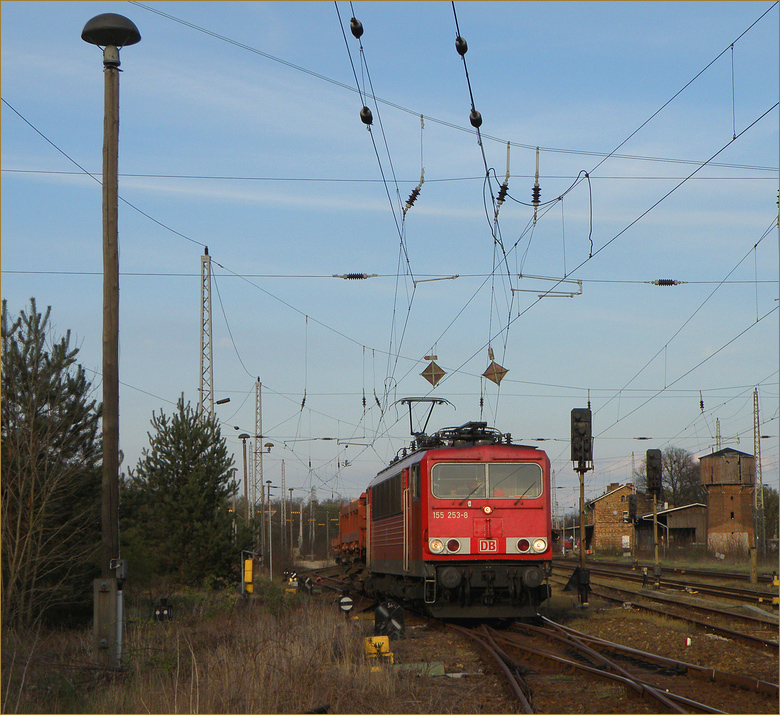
[199,248,213,414]
[753,388,765,555]
[254,379,264,558]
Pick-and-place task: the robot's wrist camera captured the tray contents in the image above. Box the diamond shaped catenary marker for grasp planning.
[483,360,508,385]
[421,361,445,386]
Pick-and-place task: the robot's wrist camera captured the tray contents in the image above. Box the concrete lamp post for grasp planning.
[82,12,140,669]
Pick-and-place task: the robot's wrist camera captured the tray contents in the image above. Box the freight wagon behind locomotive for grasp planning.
[335,421,553,619]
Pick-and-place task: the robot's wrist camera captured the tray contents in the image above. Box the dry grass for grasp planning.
[564,604,691,636]
[1,580,465,714]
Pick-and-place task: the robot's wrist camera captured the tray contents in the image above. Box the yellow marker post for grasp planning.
[244,558,253,594]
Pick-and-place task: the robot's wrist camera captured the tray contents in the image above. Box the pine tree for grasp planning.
[121,399,237,586]
[1,299,102,628]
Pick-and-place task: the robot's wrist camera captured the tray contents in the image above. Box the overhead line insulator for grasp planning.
[405,186,421,210]
[649,279,685,286]
[333,273,378,280]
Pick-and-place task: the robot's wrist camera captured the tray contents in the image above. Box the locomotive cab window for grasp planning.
[431,462,542,499]
[489,463,542,499]
[432,463,485,498]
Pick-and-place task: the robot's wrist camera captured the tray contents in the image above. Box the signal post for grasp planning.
[646,449,663,589]
[571,407,594,606]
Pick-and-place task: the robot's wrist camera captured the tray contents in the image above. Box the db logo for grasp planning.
[478,539,498,553]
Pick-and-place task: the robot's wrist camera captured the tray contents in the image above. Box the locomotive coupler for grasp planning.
[481,569,496,606]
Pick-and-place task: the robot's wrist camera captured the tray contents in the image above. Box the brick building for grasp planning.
[699,448,755,554]
[586,483,636,552]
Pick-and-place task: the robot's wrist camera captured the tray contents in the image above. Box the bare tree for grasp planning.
[662,446,704,507]
[632,447,703,507]
[1,299,102,628]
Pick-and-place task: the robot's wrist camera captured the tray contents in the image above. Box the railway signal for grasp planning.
[570,408,593,465]
[646,449,663,497]
[571,407,593,606]
[646,449,663,586]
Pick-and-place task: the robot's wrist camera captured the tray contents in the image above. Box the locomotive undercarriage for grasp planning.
[353,561,551,620]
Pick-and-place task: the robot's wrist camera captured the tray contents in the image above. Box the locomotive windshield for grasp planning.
[431,462,542,499]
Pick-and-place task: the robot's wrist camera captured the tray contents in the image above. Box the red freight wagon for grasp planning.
[332,493,367,563]
[341,421,552,620]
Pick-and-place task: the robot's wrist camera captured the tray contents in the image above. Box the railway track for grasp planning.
[576,580,778,649]
[291,562,777,712]
[448,618,778,713]
[553,557,776,585]
[549,566,779,651]
[446,622,535,713]
[554,559,778,605]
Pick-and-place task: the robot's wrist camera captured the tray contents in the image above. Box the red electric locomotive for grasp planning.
[341,420,553,620]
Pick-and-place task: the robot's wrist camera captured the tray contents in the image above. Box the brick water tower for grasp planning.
[699,448,755,554]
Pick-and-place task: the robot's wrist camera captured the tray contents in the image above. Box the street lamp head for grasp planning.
[82,14,141,47]
[264,442,274,452]
[238,433,250,441]
[82,14,140,67]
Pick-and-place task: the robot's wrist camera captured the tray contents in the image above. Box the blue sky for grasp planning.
[2,1,778,519]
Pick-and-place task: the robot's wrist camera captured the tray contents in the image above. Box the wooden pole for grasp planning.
[101,52,120,580]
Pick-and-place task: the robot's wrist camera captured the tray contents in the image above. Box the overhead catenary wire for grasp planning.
[427,100,778,440]
[451,1,521,420]
[5,168,776,181]
[5,82,775,419]
[335,2,423,434]
[6,4,776,493]
[2,268,775,285]
[127,0,779,174]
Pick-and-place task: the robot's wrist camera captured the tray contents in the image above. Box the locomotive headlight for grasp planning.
[482,505,493,515]
[429,538,445,553]
[446,539,461,553]
[517,538,530,553]
[532,538,547,553]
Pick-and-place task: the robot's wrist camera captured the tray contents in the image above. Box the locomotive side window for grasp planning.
[372,472,402,518]
[431,463,486,498]
[489,463,542,499]
[431,462,542,499]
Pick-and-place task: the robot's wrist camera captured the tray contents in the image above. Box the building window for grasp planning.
[731,511,735,519]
